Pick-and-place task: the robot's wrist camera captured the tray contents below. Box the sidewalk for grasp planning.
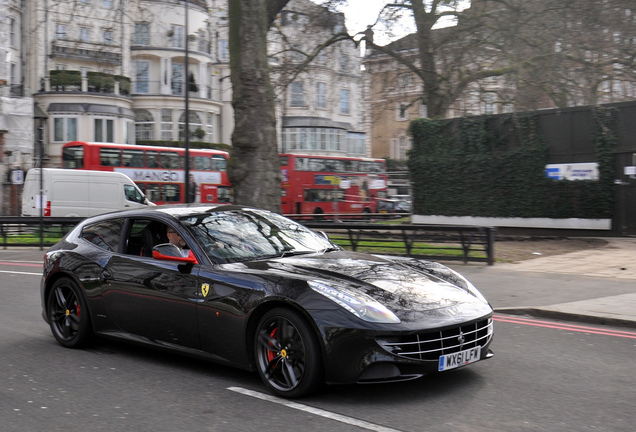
[489,237,636,328]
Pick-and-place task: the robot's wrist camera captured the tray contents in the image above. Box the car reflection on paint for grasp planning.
[41,204,493,398]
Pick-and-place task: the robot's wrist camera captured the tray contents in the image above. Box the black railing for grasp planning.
[0,217,83,250]
[0,216,496,264]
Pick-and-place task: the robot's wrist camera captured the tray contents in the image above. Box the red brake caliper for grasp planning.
[267,327,278,365]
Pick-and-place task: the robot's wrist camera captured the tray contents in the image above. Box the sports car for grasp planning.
[41,205,494,398]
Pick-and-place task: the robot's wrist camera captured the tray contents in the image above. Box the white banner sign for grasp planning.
[545,163,599,181]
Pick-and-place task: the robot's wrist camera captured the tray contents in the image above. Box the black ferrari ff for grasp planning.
[41,205,494,398]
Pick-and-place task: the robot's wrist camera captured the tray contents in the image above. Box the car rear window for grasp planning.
[81,218,124,252]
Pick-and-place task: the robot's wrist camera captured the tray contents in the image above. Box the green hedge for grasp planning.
[136,140,233,153]
[50,69,81,87]
[407,109,617,219]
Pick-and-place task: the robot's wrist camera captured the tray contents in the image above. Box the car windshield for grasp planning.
[181,209,334,263]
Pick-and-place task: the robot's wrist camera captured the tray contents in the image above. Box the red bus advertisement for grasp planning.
[62,141,231,205]
[280,154,388,216]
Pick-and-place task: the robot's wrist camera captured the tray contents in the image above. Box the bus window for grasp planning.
[218,186,231,202]
[62,146,84,169]
[279,155,289,167]
[100,148,121,167]
[193,156,211,171]
[161,151,180,169]
[123,149,144,167]
[146,151,159,168]
[162,184,181,202]
[212,155,227,171]
[344,160,358,173]
[144,183,160,202]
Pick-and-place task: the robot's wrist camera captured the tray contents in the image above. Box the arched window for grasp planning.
[134,109,154,140]
[178,111,202,140]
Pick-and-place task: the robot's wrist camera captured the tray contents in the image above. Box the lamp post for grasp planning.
[184,0,191,203]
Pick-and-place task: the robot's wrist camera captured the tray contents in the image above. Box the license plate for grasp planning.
[438,346,481,371]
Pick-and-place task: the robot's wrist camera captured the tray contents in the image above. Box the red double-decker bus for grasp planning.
[280,153,388,216]
[61,141,231,205]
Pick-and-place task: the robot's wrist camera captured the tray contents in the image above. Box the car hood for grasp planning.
[223,251,492,323]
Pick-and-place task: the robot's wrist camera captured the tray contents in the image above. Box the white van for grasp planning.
[22,168,155,217]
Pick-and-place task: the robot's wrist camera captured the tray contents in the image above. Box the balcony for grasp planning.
[44,70,130,96]
[131,31,212,55]
[51,40,122,65]
[131,79,215,100]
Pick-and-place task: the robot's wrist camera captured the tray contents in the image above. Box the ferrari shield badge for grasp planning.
[201,283,210,298]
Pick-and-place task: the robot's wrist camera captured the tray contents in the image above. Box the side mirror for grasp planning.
[152,243,199,264]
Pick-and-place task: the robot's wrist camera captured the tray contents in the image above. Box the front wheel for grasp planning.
[254,308,322,398]
[47,277,91,348]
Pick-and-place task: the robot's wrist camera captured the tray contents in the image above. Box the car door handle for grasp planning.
[101,270,112,282]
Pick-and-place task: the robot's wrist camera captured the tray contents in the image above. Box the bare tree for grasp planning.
[362,0,636,117]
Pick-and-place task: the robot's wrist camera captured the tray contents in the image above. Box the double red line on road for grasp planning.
[494,314,636,339]
[0,261,42,268]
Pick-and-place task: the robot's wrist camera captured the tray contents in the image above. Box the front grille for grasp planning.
[376,318,493,361]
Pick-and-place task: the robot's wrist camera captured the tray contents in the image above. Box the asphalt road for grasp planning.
[1,251,635,431]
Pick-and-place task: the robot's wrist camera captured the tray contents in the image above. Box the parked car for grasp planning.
[41,204,494,398]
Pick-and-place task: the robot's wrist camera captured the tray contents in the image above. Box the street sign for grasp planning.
[10,169,25,185]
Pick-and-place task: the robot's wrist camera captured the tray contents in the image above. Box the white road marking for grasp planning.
[227,387,402,432]
[0,270,41,276]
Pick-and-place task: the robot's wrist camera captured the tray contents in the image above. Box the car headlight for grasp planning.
[308,280,401,324]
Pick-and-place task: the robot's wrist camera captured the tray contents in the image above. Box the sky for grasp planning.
[322,0,466,46]
[337,0,415,45]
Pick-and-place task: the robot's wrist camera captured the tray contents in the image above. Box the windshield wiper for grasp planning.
[279,250,316,258]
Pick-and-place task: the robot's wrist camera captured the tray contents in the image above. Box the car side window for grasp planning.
[81,218,124,252]
[125,219,169,257]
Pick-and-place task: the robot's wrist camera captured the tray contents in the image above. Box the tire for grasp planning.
[254,308,322,398]
[47,277,92,348]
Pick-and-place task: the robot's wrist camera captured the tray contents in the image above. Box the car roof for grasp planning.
[81,204,250,224]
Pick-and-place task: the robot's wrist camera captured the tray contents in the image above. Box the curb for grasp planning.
[495,307,636,330]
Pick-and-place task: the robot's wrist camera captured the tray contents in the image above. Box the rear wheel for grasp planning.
[47,277,91,348]
[254,308,322,398]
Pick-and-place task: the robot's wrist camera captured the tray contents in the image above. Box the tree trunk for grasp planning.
[228,0,282,212]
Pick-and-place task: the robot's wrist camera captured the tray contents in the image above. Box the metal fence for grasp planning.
[0,216,496,265]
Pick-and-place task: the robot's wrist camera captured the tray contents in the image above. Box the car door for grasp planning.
[99,218,201,349]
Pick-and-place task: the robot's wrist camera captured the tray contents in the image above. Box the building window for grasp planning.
[135,61,149,93]
[339,53,348,73]
[399,73,412,89]
[10,18,16,46]
[171,25,184,48]
[316,82,326,109]
[102,0,113,8]
[396,103,408,121]
[95,118,114,142]
[220,40,229,60]
[53,117,77,142]
[103,30,113,44]
[178,111,202,140]
[161,109,173,140]
[391,136,412,160]
[484,93,495,114]
[206,112,214,142]
[135,110,154,141]
[133,22,150,46]
[340,89,350,114]
[80,28,91,42]
[290,82,305,107]
[55,24,67,40]
[172,63,184,95]
[420,103,428,118]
